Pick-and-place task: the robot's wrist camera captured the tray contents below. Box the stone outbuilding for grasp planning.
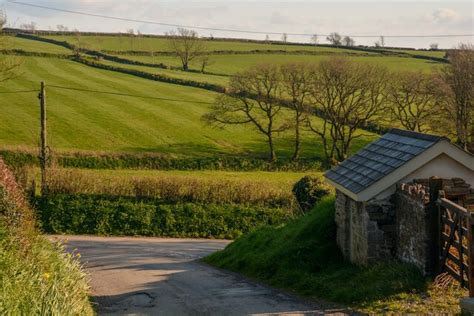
[324,128,474,273]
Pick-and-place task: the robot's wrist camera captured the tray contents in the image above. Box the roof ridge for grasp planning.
[387,128,444,142]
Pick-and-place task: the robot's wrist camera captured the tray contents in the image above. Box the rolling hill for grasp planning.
[0,32,446,161]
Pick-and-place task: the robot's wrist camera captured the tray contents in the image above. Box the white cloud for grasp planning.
[432,8,458,22]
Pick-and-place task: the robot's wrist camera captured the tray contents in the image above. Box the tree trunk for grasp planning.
[268,133,276,162]
[292,117,301,161]
[183,62,189,71]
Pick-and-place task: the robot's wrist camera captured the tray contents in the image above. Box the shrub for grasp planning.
[292,175,332,212]
[36,194,291,239]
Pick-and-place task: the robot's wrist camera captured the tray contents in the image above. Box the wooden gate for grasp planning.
[439,197,474,296]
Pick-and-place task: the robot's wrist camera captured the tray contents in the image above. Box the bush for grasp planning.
[292,175,332,212]
[0,157,93,315]
[36,194,291,239]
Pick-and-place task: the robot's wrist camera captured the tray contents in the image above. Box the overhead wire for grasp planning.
[0,89,38,94]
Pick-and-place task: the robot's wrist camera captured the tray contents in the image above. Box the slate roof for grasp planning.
[325,128,443,194]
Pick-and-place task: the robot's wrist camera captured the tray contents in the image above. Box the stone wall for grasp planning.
[335,190,395,266]
[394,182,431,275]
[335,177,472,270]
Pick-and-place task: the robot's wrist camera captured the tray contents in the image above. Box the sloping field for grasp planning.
[120,53,444,75]
[0,56,374,159]
[43,35,375,54]
[2,36,71,54]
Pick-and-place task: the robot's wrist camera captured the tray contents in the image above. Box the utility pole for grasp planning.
[39,81,48,196]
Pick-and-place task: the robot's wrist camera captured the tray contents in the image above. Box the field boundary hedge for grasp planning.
[36,194,292,239]
[0,149,323,171]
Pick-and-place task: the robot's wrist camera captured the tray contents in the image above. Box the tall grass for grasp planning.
[0,158,93,315]
[43,168,298,209]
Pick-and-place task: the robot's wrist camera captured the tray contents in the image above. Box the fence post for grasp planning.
[429,176,443,276]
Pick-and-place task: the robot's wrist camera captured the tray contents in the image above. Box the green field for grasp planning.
[385,49,446,58]
[120,53,443,75]
[98,58,229,86]
[1,36,71,54]
[1,56,376,159]
[44,35,375,54]
[0,33,447,161]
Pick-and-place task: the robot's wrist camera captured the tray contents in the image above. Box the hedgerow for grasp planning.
[0,149,322,171]
[36,194,291,239]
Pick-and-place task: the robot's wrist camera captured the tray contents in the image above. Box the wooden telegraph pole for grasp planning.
[39,81,48,196]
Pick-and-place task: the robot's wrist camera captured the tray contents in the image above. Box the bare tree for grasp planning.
[20,22,36,33]
[311,34,318,45]
[198,54,213,73]
[167,28,205,71]
[280,63,312,160]
[435,43,474,152]
[203,64,287,161]
[326,32,342,45]
[56,24,68,32]
[430,43,439,50]
[308,57,388,163]
[126,28,135,50]
[342,36,355,47]
[374,36,385,48]
[1,11,7,30]
[281,33,288,43]
[386,71,443,133]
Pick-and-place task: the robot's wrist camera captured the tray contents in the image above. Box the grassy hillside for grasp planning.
[44,35,375,53]
[0,33,446,161]
[1,36,71,54]
[204,197,463,313]
[1,56,375,159]
[121,53,443,75]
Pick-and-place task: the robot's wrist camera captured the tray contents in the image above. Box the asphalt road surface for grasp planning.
[51,235,346,316]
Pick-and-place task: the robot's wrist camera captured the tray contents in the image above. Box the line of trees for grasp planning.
[204,45,473,163]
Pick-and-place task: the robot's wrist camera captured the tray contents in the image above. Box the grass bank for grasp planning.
[0,158,93,315]
[204,197,464,313]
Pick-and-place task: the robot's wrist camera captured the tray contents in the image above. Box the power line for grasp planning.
[7,0,474,38]
[48,85,214,104]
[0,89,38,94]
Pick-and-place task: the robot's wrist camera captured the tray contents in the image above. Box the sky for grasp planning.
[1,0,473,49]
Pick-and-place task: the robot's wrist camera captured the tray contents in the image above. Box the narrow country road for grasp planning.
[51,235,346,316]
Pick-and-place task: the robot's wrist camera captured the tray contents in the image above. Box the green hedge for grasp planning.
[36,194,291,239]
[1,150,322,171]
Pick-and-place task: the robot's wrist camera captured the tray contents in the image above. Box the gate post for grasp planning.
[428,176,443,276]
[469,213,474,297]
